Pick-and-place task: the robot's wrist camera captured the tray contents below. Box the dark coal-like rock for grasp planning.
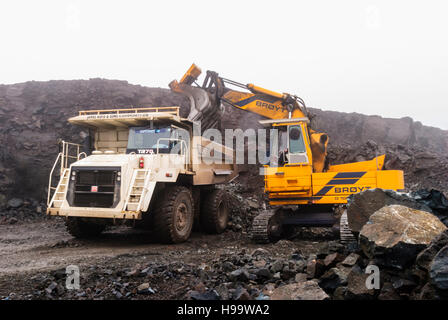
[323,253,345,268]
[306,258,325,279]
[221,261,235,272]
[378,282,400,300]
[359,205,447,269]
[291,252,305,261]
[345,266,376,299]
[318,267,350,292]
[45,282,57,294]
[392,278,417,293]
[215,284,230,300]
[190,289,221,300]
[295,260,307,273]
[280,266,296,281]
[256,268,272,279]
[411,189,448,225]
[429,245,448,290]
[418,283,439,300]
[270,260,284,273]
[229,268,250,282]
[416,230,448,271]
[342,253,361,267]
[7,198,23,208]
[233,287,251,300]
[53,268,67,280]
[332,286,347,300]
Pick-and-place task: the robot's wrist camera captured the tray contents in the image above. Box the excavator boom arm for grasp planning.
[170,64,308,121]
[170,64,328,173]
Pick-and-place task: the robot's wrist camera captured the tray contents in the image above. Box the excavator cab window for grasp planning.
[287,125,308,164]
[288,125,306,153]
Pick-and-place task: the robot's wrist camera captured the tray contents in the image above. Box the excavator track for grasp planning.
[251,209,282,244]
[339,210,357,245]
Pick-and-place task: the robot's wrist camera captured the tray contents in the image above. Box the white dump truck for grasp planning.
[46,106,238,243]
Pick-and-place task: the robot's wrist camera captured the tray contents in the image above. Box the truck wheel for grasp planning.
[200,189,229,234]
[152,186,194,243]
[66,217,105,238]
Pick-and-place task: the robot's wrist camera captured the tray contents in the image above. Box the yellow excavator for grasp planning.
[170,64,404,243]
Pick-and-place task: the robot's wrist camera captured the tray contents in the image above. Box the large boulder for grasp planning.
[347,189,432,234]
[359,205,447,269]
[269,281,329,300]
[429,245,448,290]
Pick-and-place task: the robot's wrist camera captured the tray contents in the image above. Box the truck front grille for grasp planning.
[67,167,121,208]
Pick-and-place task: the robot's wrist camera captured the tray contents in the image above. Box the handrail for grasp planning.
[47,140,84,206]
[47,153,62,206]
[78,152,87,160]
[78,107,180,117]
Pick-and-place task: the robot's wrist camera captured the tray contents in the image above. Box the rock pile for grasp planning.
[327,141,448,194]
[2,224,448,300]
[0,196,45,224]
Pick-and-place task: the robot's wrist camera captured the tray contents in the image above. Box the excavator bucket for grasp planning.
[169,64,221,132]
[178,63,202,85]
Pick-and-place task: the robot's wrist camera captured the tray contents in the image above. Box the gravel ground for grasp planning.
[0,218,331,300]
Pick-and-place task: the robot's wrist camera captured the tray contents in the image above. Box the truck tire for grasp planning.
[152,186,194,243]
[200,189,229,234]
[66,217,105,238]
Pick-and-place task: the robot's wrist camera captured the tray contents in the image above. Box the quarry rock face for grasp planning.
[326,141,448,194]
[359,205,447,269]
[309,108,448,154]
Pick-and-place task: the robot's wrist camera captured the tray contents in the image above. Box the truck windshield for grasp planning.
[127,127,172,154]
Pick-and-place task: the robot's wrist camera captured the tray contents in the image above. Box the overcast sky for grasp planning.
[1,0,447,129]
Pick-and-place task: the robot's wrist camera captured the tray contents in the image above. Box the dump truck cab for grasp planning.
[47,107,238,243]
